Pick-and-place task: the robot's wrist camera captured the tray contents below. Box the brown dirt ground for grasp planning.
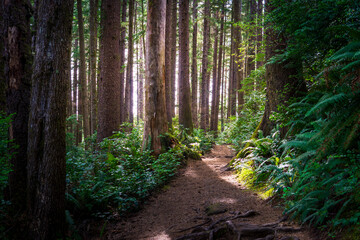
[101,145,316,240]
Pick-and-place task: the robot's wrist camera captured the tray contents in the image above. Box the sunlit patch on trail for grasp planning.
[150,231,171,240]
[212,197,238,204]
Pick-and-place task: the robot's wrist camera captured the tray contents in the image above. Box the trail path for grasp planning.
[105,145,314,240]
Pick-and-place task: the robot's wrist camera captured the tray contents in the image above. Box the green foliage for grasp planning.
[66,122,214,219]
[219,90,265,151]
[0,112,14,235]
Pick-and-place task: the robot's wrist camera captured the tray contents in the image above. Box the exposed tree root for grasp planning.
[175,211,303,240]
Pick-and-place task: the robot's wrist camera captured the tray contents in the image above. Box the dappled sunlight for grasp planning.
[150,231,171,240]
[212,197,238,204]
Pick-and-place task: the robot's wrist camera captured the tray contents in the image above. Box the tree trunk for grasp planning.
[138,39,144,121]
[119,0,127,124]
[165,0,173,126]
[259,0,307,137]
[125,0,134,124]
[170,0,177,117]
[3,0,32,213]
[73,39,81,145]
[27,1,74,238]
[143,0,168,156]
[77,0,89,140]
[256,0,263,69]
[234,0,244,111]
[211,7,224,134]
[97,0,122,141]
[200,0,210,130]
[90,0,99,135]
[210,14,219,132]
[246,0,256,89]
[0,1,6,112]
[178,0,193,131]
[191,0,198,127]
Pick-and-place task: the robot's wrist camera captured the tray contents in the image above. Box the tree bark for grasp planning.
[211,7,224,134]
[97,0,122,141]
[234,0,244,111]
[165,0,173,126]
[27,1,74,238]
[138,39,144,121]
[143,0,168,156]
[246,0,256,83]
[170,0,177,117]
[256,0,263,69]
[178,0,193,131]
[77,0,89,140]
[259,0,307,137]
[210,14,219,132]
[73,39,81,145]
[3,0,32,213]
[90,0,99,135]
[125,0,134,124]
[119,0,127,124]
[200,0,210,130]
[191,0,198,127]
[0,0,6,112]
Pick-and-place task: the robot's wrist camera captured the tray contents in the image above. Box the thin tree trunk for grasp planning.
[27,1,74,238]
[200,0,210,130]
[74,39,81,145]
[246,0,256,82]
[210,14,219,132]
[170,0,177,117]
[165,0,173,125]
[211,7,224,134]
[178,0,193,131]
[0,1,5,112]
[234,0,244,111]
[125,0,134,124]
[90,0,98,135]
[77,0,90,140]
[119,0,127,124]
[143,0,168,156]
[138,39,144,121]
[3,0,32,213]
[191,0,198,127]
[97,0,122,141]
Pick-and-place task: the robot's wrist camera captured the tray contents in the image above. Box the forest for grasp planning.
[0,0,359,239]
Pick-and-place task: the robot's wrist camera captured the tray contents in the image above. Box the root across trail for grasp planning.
[103,145,314,240]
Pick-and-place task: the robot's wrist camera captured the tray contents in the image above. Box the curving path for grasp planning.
[104,145,315,240]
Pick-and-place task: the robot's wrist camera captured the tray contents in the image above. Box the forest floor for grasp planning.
[94,145,317,240]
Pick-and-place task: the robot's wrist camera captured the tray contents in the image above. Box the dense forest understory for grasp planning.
[1,0,360,239]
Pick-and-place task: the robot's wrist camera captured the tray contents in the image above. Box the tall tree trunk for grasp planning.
[90,0,98,135]
[221,39,226,132]
[246,0,256,84]
[259,0,307,137]
[97,0,122,141]
[119,0,127,124]
[227,25,235,118]
[27,1,74,238]
[256,0,263,69]
[165,0,173,126]
[138,40,144,121]
[234,0,244,111]
[178,0,193,131]
[191,0,198,127]
[211,8,224,134]
[77,0,89,140]
[200,0,210,130]
[0,1,6,112]
[170,0,177,117]
[125,0,134,124]
[73,39,81,145]
[210,14,219,132]
[3,0,32,213]
[143,0,168,156]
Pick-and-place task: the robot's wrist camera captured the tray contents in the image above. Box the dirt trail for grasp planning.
[104,145,314,240]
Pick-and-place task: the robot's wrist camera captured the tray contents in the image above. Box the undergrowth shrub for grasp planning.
[66,124,214,219]
[218,90,265,151]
